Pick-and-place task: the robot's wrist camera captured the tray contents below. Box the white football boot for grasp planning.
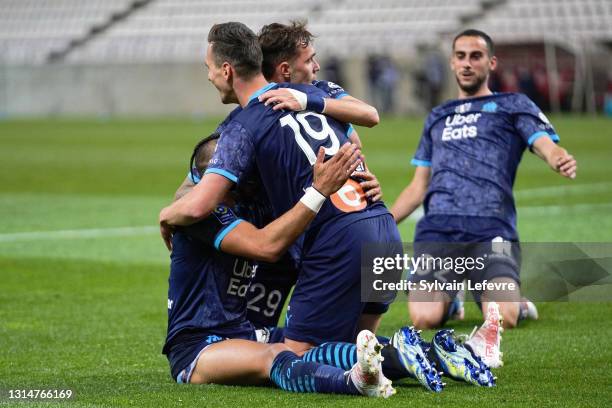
[349,330,396,398]
[465,301,504,368]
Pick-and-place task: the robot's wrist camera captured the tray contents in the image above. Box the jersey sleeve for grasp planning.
[205,120,255,183]
[411,114,434,167]
[181,204,244,250]
[313,80,349,99]
[346,124,355,138]
[314,81,353,136]
[187,169,200,184]
[282,82,353,138]
[215,106,243,134]
[512,94,560,148]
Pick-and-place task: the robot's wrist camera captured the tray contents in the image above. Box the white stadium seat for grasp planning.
[0,0,610,64]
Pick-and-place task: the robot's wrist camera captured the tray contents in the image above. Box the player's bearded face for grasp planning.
[455,65,488,95]
[451,36,496,95]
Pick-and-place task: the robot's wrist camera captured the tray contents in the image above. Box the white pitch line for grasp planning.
[518,202,612,216]
[515,182,612,199]
[0,226,158,243]
[408,206,425,221]
[2,199,612,242]
[404,183,612,221]
[407,202,612,221]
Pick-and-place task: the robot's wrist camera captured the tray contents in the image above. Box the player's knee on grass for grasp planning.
[410,313,444,330]
[408,301,448,329]
[408,290,451,329]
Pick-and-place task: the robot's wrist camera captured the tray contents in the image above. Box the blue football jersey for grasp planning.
[412,92,559,229]
[312,80,349,99]
[201,80,353,189]
[215,105,243,134]
[206,82,388,238]
[312,80,355,136]
[216,79,349,136]
[163,205,255,353]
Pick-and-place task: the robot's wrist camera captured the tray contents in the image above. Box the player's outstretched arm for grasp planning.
[390,166,431,224]
[532,137,577,179]
[220,144,361,262]
[322,95,380,127]
[159,173,233,250]
[259,89,379,127]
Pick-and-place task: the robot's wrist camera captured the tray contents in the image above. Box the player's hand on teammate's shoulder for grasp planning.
[353,170,383,202]
[312,143,361,197]
[556,151,577,179]
[259,88,306,112]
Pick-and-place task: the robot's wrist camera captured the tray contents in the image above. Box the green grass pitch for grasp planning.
[1,116,611,407]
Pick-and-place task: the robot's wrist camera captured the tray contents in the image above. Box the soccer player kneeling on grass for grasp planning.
[171,21,384,334]
[162,138,394,397]
[165,133,496,394]
[391,29,577,368]
[159,22,401,360]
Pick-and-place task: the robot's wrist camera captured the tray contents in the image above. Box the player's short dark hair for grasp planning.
[453,29,495,56]
[207,22,262,79]
[258,21,314,80]
[189,132,220,179]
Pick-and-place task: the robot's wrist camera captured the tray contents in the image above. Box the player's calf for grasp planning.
[271,331,395,397]
[494,302,519,329]
[481,277,522,329]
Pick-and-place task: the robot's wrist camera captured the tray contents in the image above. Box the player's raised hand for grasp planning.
[556,153,577,179]
[353,170,383,202]
[312,143,361,197]
[259,89,307,111]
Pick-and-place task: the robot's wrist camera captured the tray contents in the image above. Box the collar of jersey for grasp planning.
[247,82,277,104]
[448,92,506,106]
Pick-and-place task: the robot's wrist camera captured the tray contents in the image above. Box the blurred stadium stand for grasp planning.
[0,0,138,64]
[66,0,482,63]
[0,0,610,116]
[472,0,612,44]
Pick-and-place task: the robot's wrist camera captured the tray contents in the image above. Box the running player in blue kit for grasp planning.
[391,29,577,367]
[159,22,402,355]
